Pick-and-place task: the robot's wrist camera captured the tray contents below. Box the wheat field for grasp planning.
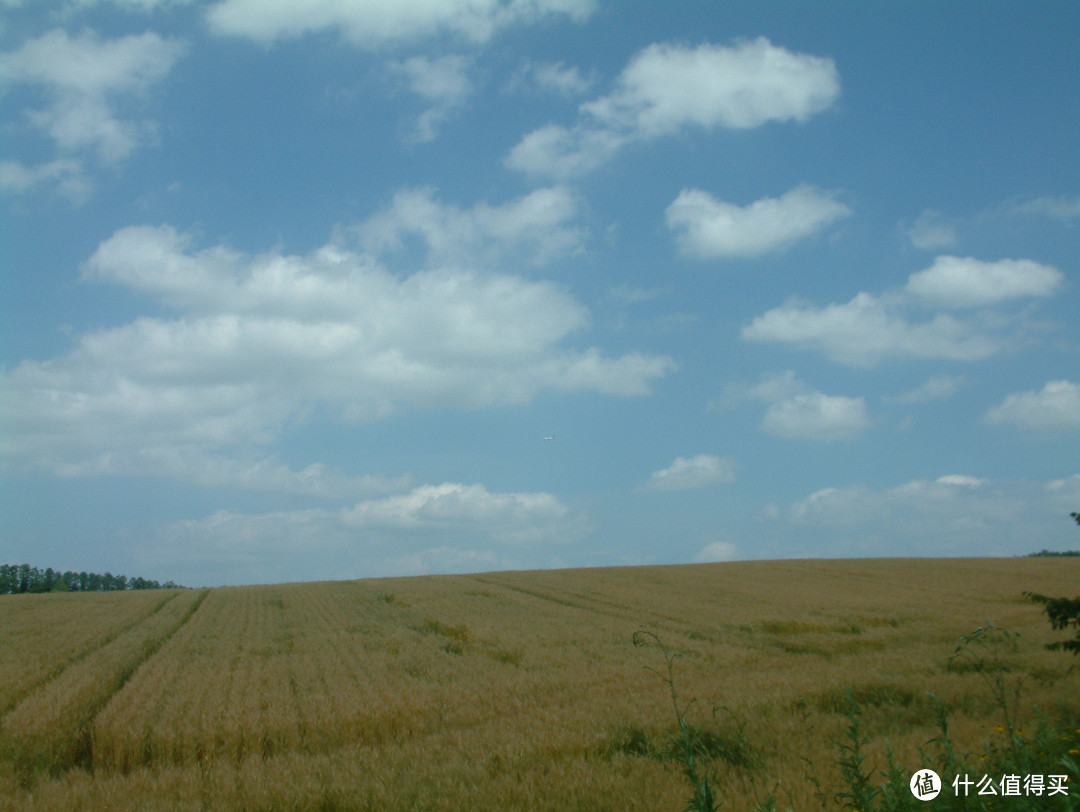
[0,558,1077,810]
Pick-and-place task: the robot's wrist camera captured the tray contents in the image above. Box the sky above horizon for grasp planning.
[2,1,1078,587]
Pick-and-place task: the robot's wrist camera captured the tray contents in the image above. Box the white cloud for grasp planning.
[693,541,739,563]
[341,482,588,545]
[641,454,738,492]
[0,29,185,164]
[0,158,89,202]
[716,371,870,442]
[146,482,589,584]
[505,123,627,179]
[785,473,1078,557]
[665,185,851,259]
[744,250,1066,367]
[49,446,412,499]
[356,185,584,266]
[1011,195,1080,223]
[506,60,594,96]
[907,209,958,250]
[205,0,597,47]
[886,373,965,404]
[711,369,805,410]
[906,256,1063,308]
[66,0,196,8]
[1,224,674,477]
[583,38,839,135]
[388,54,472,143]
[507,38,839,177]
[983,380,1080,431]
[761,392,869,441]
[742,292,1003,367]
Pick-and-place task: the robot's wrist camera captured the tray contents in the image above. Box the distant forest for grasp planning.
[0,564,182,594]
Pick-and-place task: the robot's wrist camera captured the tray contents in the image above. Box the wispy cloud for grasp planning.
[1010,195,1080,224]
[0,29,185,162]
[388,54,473,143]
[205,0,597,46]
[907,209,958,250]
[355,185,585,266]
[505,60,595,97]
[885,374,966,404]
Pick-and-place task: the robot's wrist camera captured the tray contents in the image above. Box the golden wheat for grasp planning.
[0,589,176,715]
[1,558,1077,810]
[0,589,205,777]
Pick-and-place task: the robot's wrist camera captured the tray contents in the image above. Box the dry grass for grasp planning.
[1,558,1077,810]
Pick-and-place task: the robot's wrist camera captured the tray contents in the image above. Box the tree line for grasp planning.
[0,564,182,594]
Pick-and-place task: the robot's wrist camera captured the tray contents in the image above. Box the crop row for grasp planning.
[0,590,176,715]
[0,589,207,777]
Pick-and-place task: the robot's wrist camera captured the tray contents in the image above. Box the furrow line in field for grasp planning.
[0,591,181,717]
[0,588,208,781]
[471,575,694,630]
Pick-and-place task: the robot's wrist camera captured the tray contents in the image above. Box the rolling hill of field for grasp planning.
[1,557,1078,810]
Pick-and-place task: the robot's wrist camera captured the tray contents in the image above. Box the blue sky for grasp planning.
[2,1,1078,587]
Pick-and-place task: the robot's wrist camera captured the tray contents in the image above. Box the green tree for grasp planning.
[1026,512,1080,655]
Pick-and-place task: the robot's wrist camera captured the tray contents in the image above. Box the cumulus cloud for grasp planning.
[905,256,1063,308]
[507,38,839,177]
[716,370,870,442]
[743,251,1065,367]
[0,29,185,165]
[665,185,851,259]
[790,475,989,526]
[1,224,674,477]
[640,454,739,491]
[983,380,1080,431]
[742,292,1005,366]
[146,482,589,584]
[206,0,597,46]
[582,38,839,135]
[761,392,869,441]
[340,482,588,545]
[355,185,584,266]
[784,473,1080,557]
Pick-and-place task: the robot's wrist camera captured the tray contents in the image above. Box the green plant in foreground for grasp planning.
[828,620,1080,812]
[633,628,721,812]
[834,692,882,812]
